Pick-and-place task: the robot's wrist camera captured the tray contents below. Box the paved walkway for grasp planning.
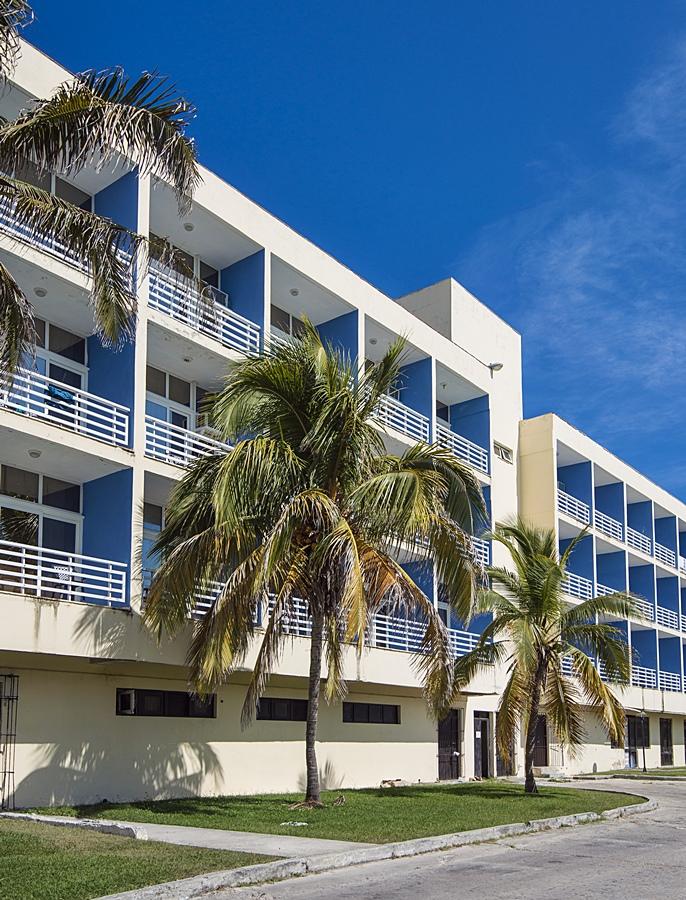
[111,820,375,858]
[210,779,685,899]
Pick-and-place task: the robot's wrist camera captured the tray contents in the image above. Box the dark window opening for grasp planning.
[116,688,216,718]
[256,697,308,721]
[342,702,400,725]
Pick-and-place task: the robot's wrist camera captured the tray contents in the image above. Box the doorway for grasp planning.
[496,712,515,776]
[438,709,460,780]
[660,718,673,767]
[625,715,648,769]
[474,711,492,779]
[533,715,548,767]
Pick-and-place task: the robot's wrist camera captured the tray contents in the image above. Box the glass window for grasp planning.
[199,260,219,288]
[146,366,167,398]
[49,364,81,389]
[271,304,290,333]
[48,324,85,364]
[16,159,50,191]
[0,466,39,502]
[436,401,450,423]
[170,410,188,430]
[146,399,168,421]
[35,318,46,348]
[195,386,209,418]
[0,508,38,544]
[143,503,163,531]
[169,375,191,407]
[54,177,92,211]
[190,694,216,718]
[42,518,77,552]
[137,690,165,716]
[42,477,80,512]
[291,315,307,338]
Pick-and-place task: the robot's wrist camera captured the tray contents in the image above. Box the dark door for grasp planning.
[496,712,515,776]
[474,712,492,779]
[660,718,673,767]
[626,716,639,769]
[438,709,460,780]
[533,715,548,767]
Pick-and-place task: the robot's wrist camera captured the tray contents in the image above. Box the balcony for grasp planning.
[557,490,590,524]
[148,263,261,355]
[0,540,127,606]
[473,537,490,567]
[631,665,657,689]
[679,556,686,575]
[145,416,231,468]
[656,605,679,630]
[375,394,430,443]
[435,423,489,474]
[562,571,593,600]
[142,568,220,618]
[629,593,655,622]
[627,526,651,555]
[0,198,86,271]
[0,368,129,447]
[654,541,676,569]
[594,509,623,542]
[659,671,682,693]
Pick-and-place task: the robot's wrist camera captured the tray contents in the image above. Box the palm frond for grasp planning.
[0,257,33,382]
[0,0,31,79]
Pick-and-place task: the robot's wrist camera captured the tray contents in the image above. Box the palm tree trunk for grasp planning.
[305,610,324,804]
[524,665,545,795]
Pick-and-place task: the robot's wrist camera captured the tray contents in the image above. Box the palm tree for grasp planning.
[0,1,199,379]
[452,520,634,794]
[144,327,487,805]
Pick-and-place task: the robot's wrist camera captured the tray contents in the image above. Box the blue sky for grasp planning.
[27,1,686,498]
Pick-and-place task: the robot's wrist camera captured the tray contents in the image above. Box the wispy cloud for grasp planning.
[457,38,686,497]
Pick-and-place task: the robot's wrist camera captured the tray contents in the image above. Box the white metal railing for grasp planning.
[627,526,651,555]
[631,665,657,689]
[142,568,222,618]
[145,415,231,467]
[0,368,129,446]
[435,423,489,474]
[148,262,261,354]
[561,656,574,676]
[473,538,490,568]
[0,197,86,270]
[0,540,127,605]
[375,394,430,442]
[655,542,676,569]
[656,605,680,630]
[562,571,593,600]
[594,509,623,542]
[659,671,682,692]
[557,490,590,524]
[629,593,655,622]
[679,556,686,575]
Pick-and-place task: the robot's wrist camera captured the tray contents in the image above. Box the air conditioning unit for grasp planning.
[116,689,136,715]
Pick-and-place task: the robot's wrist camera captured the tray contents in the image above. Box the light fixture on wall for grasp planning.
[183,222,195,232]
[34,287,47,298]
[488,362,504,373]
[369,338,378,346]
[27,449,42,459]
[290,288,300,297]
[440,382,447,390]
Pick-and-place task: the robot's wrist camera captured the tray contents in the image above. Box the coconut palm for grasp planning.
[0,1,199,379]
[452,519,634,794]
[144,326,487,804]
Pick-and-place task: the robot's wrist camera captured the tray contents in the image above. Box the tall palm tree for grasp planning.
[144,327,487,804]
[0,1,199,380]
[452,520,634,794]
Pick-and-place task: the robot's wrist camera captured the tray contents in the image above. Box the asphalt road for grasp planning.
[212,779,686,900]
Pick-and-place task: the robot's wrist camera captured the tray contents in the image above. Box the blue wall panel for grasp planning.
[94,171,138,230]
[627,501,653,542]
[629,564,655,602]
[595,483,624,523]
[632,629,657,668]
[318,310,358,359]
[659,636,680,673]
[82,469,133,601]
[655,516,677,553]
[560,533,593,579]
[450,395,489,452]
[558,462,592,507]
[398,358,433,424]
[221,250,265,330]
[657,576,679,612]
[596,551,626,591]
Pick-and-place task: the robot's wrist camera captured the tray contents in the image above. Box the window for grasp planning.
[54,176,92,212]
[436,401,450,424]
[342,702,400,725]
[116,688,216,718]
[25,319,87,391]
[493,442,513,464]
[145,366,206,429]
[1,466,39,503]
[42,477,80,512]
[271,304,305,338]
[0,466,81,552]
[256,697,308,721]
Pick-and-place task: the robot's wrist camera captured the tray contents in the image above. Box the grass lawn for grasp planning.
[589,767,686,778]
[0,818,271,900]
[35,781,642,845]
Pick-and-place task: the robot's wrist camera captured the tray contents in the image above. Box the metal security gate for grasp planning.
[438,709,461,780]
[0,674,18,810]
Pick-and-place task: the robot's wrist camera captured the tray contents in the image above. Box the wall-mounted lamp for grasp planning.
[183,222,195,232]
[488,362,504,373]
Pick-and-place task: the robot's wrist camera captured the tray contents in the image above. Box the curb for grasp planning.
[0,811,149,840]
[89,795,656,899]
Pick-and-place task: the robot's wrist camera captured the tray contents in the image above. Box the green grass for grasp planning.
[0,819,271,900]
[589,767,686,778]
[34,781,642,845]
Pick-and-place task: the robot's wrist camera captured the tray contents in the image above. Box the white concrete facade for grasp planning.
[0,40,682,808]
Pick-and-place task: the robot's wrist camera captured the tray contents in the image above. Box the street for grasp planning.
[212,780,686,900]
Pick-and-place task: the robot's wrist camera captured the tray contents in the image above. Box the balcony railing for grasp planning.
[473,537,490,567]
[0,198,87,270]
[629,593,655,622]
[656,605,680,630]
[435,423,489,474]
[659,671,682,693]
[654,542,676,569]
[631,665,657,689]
[142,568,221,618]
[557,490,590,524]
[627,526,651,555]
[679,556,686,575]
[148,263,261,355]
[594,509,623,542]
[145,416,231,468]
[562,571,593,600]
[375,394,430,443]
[0,540,127,606]
[0,368,129,447]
